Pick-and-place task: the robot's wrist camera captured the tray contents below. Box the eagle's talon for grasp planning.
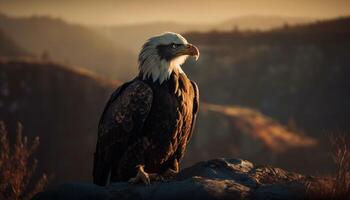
[128,165,151,185]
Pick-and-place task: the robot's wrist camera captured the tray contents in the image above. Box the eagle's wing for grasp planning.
[187,80,200,143]
[93,80,153,185]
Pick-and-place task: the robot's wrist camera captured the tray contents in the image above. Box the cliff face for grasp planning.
[0,58,118,185]
[33,158,328,200]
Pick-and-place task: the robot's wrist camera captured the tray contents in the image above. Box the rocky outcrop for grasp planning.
[34,158,325,200]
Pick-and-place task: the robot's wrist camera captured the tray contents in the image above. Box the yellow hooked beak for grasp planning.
[176,44,200,61]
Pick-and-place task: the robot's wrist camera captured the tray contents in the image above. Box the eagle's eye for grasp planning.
[171,43,178,49]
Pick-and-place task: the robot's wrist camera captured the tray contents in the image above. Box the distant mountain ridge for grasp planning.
[94,16,313,52]
[219,15,312,31]
[96,22,211,52]
[0,14,137,81]
[0,13,315,80]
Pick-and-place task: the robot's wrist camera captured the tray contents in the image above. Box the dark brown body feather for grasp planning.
[93,71,199,186]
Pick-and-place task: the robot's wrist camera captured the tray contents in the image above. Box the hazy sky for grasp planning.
[0,0,349,25]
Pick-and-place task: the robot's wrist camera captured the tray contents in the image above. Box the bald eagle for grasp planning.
[93,32,200,186]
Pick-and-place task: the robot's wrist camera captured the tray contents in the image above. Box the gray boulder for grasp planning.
[33,158,320,200]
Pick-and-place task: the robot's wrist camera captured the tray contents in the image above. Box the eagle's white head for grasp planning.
[138,32,199,84]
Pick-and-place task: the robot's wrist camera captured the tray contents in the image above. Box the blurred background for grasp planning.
[0,0,349,188]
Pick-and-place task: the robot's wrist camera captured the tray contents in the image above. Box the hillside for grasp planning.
[0,29,29,57]
[0,58,118,185]
[202,103,316,153]
[0,13,136,81]
[184,103,331,176]
[183,17,350,137]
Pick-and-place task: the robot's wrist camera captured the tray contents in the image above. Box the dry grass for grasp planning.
[330,134,350,199]
[306,134,350,199]
[0,122,49,200]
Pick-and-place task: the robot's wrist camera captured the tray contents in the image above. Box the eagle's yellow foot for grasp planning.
[128,165,157,185]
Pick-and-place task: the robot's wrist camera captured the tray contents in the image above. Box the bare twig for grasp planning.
[0,122,49,200]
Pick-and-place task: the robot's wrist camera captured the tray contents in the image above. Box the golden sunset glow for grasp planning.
[0,0,349,25]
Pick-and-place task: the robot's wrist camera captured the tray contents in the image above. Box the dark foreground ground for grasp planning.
[33,158,329,200]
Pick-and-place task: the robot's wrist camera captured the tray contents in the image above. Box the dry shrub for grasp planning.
[306,134,350,199]
[330,134,350,199]
[0,122,49,200]
[305,176,334,200]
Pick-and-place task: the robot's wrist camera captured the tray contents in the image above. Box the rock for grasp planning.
[33,158,320,200]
